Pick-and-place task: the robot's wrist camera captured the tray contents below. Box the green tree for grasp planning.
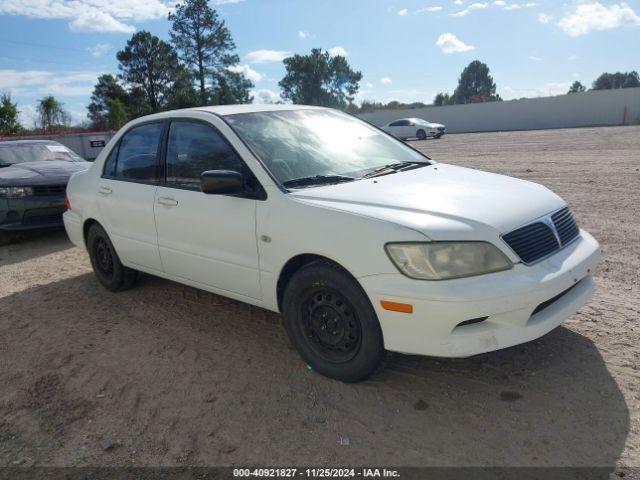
[0,93,20,134]
[210,71,253,105]
[116,31,185,113]
[87,74,128,129]
[568,81,586,94]
[37,95,68,133]
[279,48,362,108]
[165,67,201,110]
[433,92,454,106]
[169,0,240,105]
[592,71,640,90]
[453,60,501,104]
[107,98,127,130]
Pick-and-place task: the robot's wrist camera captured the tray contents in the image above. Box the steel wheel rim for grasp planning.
[95,238,114,278]
[301,288,362,363]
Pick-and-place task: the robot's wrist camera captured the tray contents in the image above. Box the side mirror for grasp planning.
[200,170,243,195]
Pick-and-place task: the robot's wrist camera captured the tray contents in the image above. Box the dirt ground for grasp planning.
[0,126,638,471]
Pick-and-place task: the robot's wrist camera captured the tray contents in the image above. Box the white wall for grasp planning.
[356,87,640,133]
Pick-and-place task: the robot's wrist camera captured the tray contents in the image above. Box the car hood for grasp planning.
[289,163,566,239]
[0,160,91,187]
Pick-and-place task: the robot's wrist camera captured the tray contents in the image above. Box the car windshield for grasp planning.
[0,143,84,166]
[225,109,429,185]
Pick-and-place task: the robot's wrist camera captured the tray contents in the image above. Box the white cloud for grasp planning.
[298,30,308,39]
[0,69,98,97]
[213,0,245,4]
[365,82,374,88]
[568,55,580,61]
[493,0,506,5]
[504,2,537,11]
[417,6,443,12]
[538,13,553,24]
[252,88,280,104]
[450,2,488,17]
[0,0,171,33]
[87,43,111,58]
[380,77,393,85]
[227,64,263,82]
[502,81,573,99]
[436,32,475,53]
[328,46,348,57]
[454,0,464,4]
[245,49,291,63]
[528,55,542,61]
[398,8,409,15]
[558,2,640,37]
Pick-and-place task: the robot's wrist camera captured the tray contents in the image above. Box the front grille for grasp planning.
[552,207,579,245]
[502,207,580,264]
[502,222,559,264]
[22,206,65,226]
[32,185,66,196]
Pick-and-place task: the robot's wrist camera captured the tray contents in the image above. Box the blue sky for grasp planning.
[0,0,638,126]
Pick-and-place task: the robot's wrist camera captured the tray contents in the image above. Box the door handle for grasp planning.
[157,197,178,207]
[98,186,112,195]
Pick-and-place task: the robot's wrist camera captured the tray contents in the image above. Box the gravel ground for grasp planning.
[0,126,638,472]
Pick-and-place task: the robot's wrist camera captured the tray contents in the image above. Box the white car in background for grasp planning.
[382,118,446,140]
[63,104,599,382]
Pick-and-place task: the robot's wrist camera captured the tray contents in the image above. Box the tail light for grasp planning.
[65,192,71,210]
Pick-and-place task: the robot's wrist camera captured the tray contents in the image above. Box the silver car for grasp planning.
[382,118,446,140]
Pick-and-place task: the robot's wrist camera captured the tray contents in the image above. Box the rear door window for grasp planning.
[109,123,163,182]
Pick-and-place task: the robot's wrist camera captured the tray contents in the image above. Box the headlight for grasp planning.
[385,242,512,280]
[0,187,34,198]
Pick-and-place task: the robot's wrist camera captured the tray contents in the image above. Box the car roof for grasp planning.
[0,139,62,147]
[152,104,327,119]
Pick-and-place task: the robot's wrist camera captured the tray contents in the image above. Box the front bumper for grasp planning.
[359,230,600,357]
[0,196,66,232]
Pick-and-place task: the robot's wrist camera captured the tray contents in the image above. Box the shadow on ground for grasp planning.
[0,229,72,267]
[0,272,629,470]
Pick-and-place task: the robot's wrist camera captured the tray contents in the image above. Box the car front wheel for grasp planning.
[416,129,427,140]
[87,223,138,292]
[282,260,384,382]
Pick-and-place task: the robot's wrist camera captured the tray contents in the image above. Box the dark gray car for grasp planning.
[0,140,90,244]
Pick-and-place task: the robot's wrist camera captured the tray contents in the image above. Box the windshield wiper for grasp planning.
[283,175,357,189]
[362,161,429,179]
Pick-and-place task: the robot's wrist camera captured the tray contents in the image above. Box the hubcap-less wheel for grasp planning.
[302,289,362,363]
[417,129,427,140]
[95,238,114,278]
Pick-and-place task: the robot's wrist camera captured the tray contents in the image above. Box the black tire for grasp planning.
[282,261,384,382]
[416,129,427,141]
[87,223,138,292]
[0,232,11,247]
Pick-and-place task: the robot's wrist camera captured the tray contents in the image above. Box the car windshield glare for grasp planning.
[0,143,83,165]
[225,109,428,184]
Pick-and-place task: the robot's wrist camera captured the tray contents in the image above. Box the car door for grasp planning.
[153,119,262,300]
[387,120,403,138]
[98,121,164,272]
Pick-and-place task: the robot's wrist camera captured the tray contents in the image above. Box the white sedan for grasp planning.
[382,118,446,140]
[63,104,599,382]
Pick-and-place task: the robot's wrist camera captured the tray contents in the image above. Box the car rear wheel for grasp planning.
[0,232,10,246]
[87,223,137,292]
[416,129,427,140]
[282,260,384,382]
